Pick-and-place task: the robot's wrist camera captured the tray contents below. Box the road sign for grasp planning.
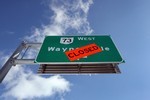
[35,35,124,64]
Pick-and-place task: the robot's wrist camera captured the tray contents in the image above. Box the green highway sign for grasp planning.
[35,35,124,64]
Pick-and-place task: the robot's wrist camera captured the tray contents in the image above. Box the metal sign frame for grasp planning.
[0,35,124,83]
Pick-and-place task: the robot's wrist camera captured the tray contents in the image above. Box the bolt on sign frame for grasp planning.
[0,35,124,83]
[35,35,124,74]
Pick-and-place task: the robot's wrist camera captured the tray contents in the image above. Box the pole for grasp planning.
[0,41,26,83]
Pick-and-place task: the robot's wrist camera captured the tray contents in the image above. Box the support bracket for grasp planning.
[0,42,41,83]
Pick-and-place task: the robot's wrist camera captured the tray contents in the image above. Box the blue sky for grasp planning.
[0,0,150,100]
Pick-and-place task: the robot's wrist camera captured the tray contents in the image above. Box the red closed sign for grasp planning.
[65,43,102,61]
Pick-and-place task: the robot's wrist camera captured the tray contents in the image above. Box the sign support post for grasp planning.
[0,42,41,83]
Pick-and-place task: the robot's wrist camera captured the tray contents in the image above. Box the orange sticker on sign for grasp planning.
[65,43,102,61]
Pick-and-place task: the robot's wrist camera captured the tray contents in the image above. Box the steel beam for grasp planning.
[14,59,35,65]
[25,43,41,48]
[0,41,26,83]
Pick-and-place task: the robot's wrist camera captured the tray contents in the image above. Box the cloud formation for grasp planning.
[25,0,93,42]
[2,66,70,100]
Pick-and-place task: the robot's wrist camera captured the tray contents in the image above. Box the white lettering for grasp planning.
[105,47,110,51]
[78,37,95,41]
[48,47,75,52]
[101,46,104,51]
[78,37,84,40]
[48,47,55,51]
[62,48,67,52]
[56,48,60,51]
[69,48,74,51]
[48,46,109,52]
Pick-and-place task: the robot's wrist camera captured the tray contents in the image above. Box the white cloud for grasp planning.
[1,0,93,99]
[24,0,93,42]
[2,66,70,100]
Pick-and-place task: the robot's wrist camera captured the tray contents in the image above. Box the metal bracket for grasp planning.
[0,42,41,83]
